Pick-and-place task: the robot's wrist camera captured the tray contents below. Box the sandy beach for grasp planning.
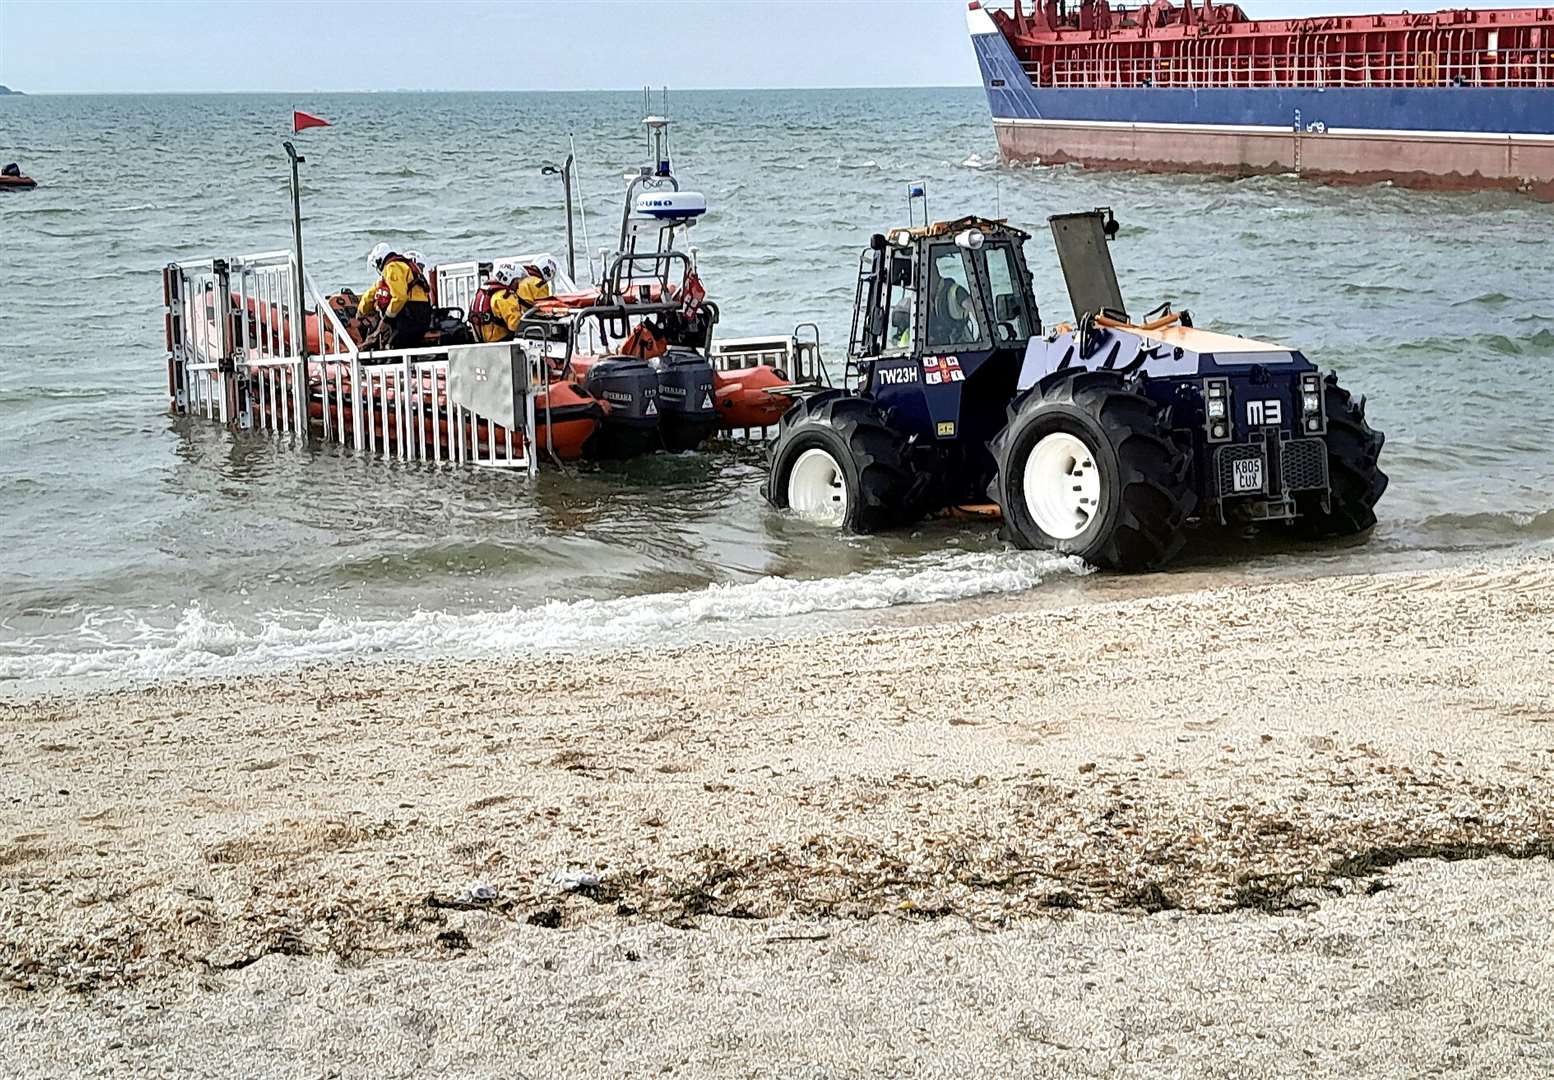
[2,552,1552,1077]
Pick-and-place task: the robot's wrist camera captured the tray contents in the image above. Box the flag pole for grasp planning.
[284,138,310,437]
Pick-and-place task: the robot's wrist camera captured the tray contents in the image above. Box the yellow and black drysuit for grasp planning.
[515,275,552,311]
[469,283,527,343]
[358,254,432,348]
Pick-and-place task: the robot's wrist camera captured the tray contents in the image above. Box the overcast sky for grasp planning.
[0,0,1539,93]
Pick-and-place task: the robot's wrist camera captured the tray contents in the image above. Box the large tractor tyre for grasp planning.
[1295,378,1388,539]
[764,393,924,534]
[989,370,1195,572]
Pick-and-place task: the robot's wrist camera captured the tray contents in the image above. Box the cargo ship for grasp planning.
[967,1,1554,197]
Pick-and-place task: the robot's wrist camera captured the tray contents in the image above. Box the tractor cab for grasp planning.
[846,216,1038,469]
[849,215,1039,366]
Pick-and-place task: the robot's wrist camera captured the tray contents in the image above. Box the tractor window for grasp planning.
[983,243,1031,342]
[925,246,982,349]
[883,253,916,354]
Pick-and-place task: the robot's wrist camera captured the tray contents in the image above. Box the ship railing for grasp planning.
[1026,47,1552,91]
[710,324,830,441]
[164,254,541,474]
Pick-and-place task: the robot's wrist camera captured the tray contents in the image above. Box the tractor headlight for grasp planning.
[1204,378,1231,442]
[1299,372,1324,432]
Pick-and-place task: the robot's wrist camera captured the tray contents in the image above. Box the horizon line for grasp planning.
[2,83,986,97]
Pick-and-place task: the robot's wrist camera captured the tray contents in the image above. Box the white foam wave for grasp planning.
[0,550,1084,690]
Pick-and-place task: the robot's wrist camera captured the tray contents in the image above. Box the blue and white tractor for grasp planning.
[763,207,1387,570]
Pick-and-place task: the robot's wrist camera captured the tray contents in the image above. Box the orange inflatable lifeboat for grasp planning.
[306,291,367,352]
[712,365,800,430]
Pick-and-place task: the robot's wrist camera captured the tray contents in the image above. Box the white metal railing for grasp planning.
[163,251,308,435]
[435,261,483,315]
[337,344,540,469]
[712,325,829,386]
[163,254,540,474]
[233,251,308,438]
[1023,47,1553,90]
[434,253,581,315]
[307,271,359,447]
[709,325,829,439]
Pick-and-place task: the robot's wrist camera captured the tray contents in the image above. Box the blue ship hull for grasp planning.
[968,8,1554,197]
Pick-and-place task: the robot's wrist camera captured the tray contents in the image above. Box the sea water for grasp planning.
[2,88,1551,687]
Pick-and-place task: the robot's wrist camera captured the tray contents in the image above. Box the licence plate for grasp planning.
[1232,458,1264,494]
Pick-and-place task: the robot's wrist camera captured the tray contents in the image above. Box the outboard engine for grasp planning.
[583,356,661,458]
[653,347,718,452]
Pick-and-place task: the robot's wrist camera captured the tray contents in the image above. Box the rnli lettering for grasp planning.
[877,364,919,386]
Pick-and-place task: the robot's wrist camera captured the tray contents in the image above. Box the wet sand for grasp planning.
[2,552,1552,1076]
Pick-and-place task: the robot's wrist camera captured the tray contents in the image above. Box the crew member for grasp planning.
[888,292,913,349]
[929,276,976,345]
[358,242,432,349]
[516,255,559,313]
[467,261,527,343]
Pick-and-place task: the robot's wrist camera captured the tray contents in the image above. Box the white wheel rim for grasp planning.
[787,447,848,525]
[1022,431,1101,541]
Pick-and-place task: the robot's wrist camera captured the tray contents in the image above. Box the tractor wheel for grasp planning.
[764,392,923,534]
[1295,378,1388,539]
[989,370,1195,571]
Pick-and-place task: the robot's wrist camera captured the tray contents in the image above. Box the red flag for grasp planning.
[681,269,706,314]
[292,110,331,133]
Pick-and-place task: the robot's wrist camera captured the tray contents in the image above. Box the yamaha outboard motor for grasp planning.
[583,356,661,458]
[653,347,718,452]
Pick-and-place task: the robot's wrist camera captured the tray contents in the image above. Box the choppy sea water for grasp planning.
[2,88,1551,689]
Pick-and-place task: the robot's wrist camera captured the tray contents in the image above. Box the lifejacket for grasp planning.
[620,320,667,361]
[469,282,511,328]
[372,254,430,313]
